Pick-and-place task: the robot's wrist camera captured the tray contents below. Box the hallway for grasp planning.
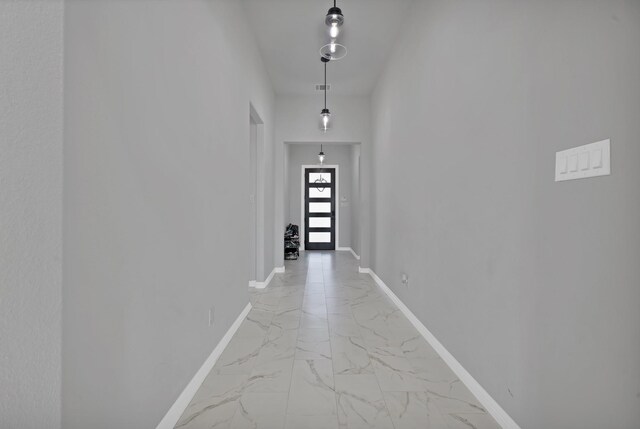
[3,1,640,427]
[176,252,498,429]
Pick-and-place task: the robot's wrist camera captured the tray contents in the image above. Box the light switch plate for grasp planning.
[555,139,610,182]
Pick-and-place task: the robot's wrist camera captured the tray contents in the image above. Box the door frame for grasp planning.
[249,103,265,285]
[300,164,339,251]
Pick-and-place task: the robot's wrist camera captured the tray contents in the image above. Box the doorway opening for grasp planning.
[304,167,336,250]
[282,142,362,266]
[300,164,339,251]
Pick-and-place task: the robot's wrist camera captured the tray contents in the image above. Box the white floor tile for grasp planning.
[287,359,336,416]
[176,251,499,429]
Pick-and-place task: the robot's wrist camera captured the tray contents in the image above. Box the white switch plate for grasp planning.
[555,139,610,182]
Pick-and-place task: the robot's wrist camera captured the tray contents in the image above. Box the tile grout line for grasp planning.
[282,257,306,424]
[323,254,341,426]
[350,258,400,429]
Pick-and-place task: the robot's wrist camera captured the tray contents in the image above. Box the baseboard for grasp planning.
[366,269,521,429]
[249,266,283,289]
[257,267,276,289]
[337,247,360,260]
[156,302,252,429]
[358,266,370,274]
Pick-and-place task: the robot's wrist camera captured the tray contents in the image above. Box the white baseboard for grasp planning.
[156,303,252,429]
[249,266,283,289]
[337,247,360,260]
[366,269,521,429]
[350,249,360,260]
[358,266,370,274]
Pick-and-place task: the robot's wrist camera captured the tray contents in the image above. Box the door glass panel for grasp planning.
[308,217,331,228]
[309,202,331,213]
[309,232,331,243]
[309,172,331,184]
[309,186,331,198]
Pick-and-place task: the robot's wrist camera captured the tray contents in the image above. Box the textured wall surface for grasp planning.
[63,1,274,427]
[0,1,64,428]
[371,1,640,427]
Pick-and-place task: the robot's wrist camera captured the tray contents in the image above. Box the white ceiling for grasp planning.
[242,0,415,96]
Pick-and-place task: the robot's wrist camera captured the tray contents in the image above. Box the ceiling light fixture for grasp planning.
[318,144,326,165]
[325,0,344,38]
[320,57,331,133]
[321,0,346,61]
[313,169,328,192]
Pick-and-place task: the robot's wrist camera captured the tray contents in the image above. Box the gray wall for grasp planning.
[63,1,274,427]
[283,143,291,250]
[350,145,361,257]
[0,2,63,428]
[371,1,640,427]
[287,144,353,249]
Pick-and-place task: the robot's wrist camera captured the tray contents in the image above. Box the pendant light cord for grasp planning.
[324,62,327,109]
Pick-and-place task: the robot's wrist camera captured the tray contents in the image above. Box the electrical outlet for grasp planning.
[208,307,215,327]
[401,273,409,287]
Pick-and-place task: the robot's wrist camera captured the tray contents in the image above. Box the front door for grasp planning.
[305,168,335,250]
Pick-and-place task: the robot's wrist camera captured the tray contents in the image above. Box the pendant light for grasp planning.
[313,171,328,192]
[321,0,347,61]
[320,56,331,133]
[318,144,326,165]
[325,0,344,38]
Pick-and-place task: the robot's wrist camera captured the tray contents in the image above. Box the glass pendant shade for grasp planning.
[325,6,344,28]
[320,43,347,61]
[318,144,326,164]
[320,108,331,133]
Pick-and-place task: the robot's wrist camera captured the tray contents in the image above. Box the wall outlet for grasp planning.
[401,273,409,287]
[208,307,215,327]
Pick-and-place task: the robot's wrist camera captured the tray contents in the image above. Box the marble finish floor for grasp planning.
[175,251,500,429]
